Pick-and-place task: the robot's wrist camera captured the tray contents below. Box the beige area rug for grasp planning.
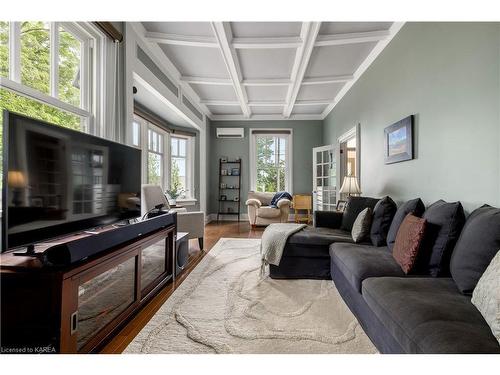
[125,238,377,354]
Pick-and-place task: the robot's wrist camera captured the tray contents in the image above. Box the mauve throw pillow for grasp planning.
[351,207,372,243]
[392,214,427,274]
[370,196,397,247]
[417,200,465,277]
[450,205,500,294]
[387,198,425,252]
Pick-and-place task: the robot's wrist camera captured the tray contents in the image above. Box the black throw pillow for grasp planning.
[370,196,397,246]
[450,205,500,294]
[340,196,379,232]
[387,198,425,252]
[417,199,465,277]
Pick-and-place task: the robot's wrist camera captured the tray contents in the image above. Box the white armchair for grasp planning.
[245,191,292,227]
[141,185,205,249]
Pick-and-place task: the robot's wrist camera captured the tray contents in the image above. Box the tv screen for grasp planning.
[1,111,142,251]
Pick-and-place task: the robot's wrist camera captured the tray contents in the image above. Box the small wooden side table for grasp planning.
[293,195,312,224]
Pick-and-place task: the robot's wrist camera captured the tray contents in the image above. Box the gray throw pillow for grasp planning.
[471,250,500,345]
[351,207,372,243]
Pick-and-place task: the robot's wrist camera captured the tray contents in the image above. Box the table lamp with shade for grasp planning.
[339,175,361,197]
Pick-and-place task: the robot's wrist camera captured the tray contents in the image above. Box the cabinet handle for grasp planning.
[70,311,78,335]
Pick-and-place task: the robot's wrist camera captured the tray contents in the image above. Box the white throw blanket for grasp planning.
[260,223,307,276]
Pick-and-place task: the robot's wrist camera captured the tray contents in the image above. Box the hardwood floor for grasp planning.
[100,221,265,354]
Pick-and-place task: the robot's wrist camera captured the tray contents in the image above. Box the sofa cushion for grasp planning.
[387,198,425,252]
[418,200,465,277]
[351,208,372,243]
[370,196,397,246]
[362,277,500,353]
[471,250,500,345]
[450,205,500,294]
[392,214,427,274]
[330,243,405,293]
[340,196,380,232]
[287,226,353,251]
[257,206,281,219]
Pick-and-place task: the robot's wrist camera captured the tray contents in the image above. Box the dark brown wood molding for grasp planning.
[94,22,123,42]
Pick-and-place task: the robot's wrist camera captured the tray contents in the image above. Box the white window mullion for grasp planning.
[9,22,20,82]
[50,22,59,98]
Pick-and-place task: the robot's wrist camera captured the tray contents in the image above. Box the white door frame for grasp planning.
[312,144,336,211]
[337,124,361,190]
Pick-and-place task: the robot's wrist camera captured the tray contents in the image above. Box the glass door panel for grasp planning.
[313,145,336,211]
[77,256,136,350]
[141,238,168,293]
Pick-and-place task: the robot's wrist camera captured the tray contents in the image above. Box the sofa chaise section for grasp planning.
[362,277,500,354]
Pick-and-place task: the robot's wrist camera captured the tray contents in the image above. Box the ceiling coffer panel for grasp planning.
[142,22,214,37]
[246,86,288,102]
[207,105,243,115]
[190,84,238,101]
[319,22,392,35]
[159,44,230,79]
[305,42,377,78]
[237,48,296,79]
[250,106,284,115]
[292,105,328,115]
[297,82,344,101]
[230,22,302,38]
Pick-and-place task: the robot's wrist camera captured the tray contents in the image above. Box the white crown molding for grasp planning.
[314,30,391,47]
[321,22,405,119]
[302,74,353,85]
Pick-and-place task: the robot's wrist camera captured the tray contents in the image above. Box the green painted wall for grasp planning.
[323,22,500,213]
[208,120,323,214]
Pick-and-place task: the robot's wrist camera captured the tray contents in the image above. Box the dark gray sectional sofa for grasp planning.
[270,196,500,354]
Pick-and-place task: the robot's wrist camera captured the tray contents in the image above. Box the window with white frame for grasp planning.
[250,129,292,193]
[134,114,196,202]
[0,22,103,134]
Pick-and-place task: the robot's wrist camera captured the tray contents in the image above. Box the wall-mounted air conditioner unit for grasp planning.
[216,128,244,139]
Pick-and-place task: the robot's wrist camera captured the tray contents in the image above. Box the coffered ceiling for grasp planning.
[141,22,404,121]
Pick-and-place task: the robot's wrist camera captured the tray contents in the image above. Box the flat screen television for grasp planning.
[1,110,142,251]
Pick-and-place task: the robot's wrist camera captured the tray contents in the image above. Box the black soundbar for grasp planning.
[42,212,177,267]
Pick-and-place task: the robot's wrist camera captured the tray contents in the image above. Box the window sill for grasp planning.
[174,198,197,206]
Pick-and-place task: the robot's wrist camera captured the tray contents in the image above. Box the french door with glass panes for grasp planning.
[313,145,337,211]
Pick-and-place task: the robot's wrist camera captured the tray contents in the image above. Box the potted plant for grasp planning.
[166,162,185,206]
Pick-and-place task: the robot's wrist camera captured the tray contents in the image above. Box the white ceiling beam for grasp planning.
[200,99,240,106]
[294,99,331,106]
[302,74,353,85]
[314,30,390,47]
[321,23,405,119]
[145,31,218,48]
[211,22,251,118]
[283,22,322,118]
[232,36,302,49]
[202,100,286,107]
[242,78,291,86]
[210,114,324,121]
[248,101,285,106]
[180,76,233,85]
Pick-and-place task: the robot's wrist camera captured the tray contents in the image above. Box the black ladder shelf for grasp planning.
[217,158,242,223]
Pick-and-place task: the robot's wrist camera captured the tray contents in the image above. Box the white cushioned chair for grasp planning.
[141,184,205,249]
[245,191,292,227]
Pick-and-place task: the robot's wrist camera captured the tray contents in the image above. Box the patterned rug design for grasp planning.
[125,238,377,354]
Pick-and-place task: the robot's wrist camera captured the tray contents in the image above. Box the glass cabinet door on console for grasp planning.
[76,255,137,351]
[140,236,172,299]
